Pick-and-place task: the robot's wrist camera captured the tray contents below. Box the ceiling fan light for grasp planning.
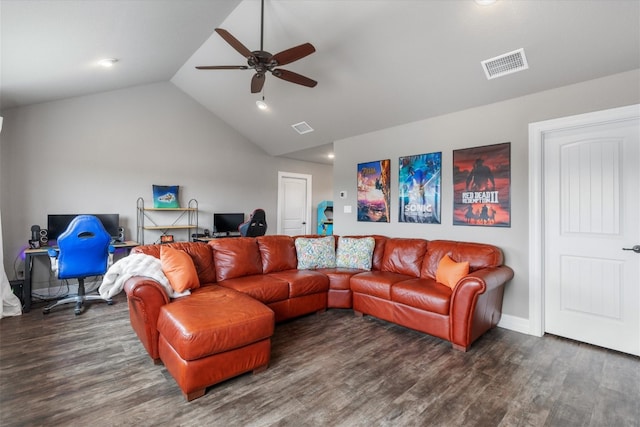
[256,100,268,110]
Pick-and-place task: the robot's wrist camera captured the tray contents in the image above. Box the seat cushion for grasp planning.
[317,267,364,290]
[267,270,329,298]
[391,278,452,315]
[217,275,290,304]
[157,286,274,361]
[350,271,414,300]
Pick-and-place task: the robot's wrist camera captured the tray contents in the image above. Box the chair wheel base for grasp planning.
[107,300,114,305]
[43,308,51,314]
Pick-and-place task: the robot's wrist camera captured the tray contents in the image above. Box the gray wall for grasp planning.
[0,82,332,288]
[332,69,640,323]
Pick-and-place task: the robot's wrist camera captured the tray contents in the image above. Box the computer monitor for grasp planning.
[47,214,120,243]
[213,213,244,235]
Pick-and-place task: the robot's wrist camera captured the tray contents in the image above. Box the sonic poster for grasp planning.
[453,142,511,227]
[357,159,391,222]
[399,152,441,224]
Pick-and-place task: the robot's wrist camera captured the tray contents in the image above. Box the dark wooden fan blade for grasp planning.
[251,73,266,93]
[271,43,316,66]
[271,69,317,88]
[215,28,254,59]
[196,65,249,70]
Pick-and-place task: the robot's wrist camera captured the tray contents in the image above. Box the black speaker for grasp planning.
[39,229,48,247]
[29,225,41,248]
[117,226,125,243]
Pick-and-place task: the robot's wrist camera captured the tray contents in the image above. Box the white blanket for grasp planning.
[98,253,189,299]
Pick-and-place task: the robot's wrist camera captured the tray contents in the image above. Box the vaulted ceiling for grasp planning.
[2,0,639,164]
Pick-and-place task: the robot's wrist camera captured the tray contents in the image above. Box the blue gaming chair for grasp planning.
[43,215,115,315]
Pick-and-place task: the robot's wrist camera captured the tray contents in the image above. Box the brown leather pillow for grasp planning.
[160,245,200,293]
[436,254,469,289]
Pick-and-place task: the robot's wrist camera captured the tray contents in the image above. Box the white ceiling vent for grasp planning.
[481,48,529,80]
[291,121,314,135]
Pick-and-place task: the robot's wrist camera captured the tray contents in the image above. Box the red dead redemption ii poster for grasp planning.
[453,143,510,227]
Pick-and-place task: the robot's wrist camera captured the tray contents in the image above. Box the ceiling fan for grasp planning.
[196,0,317,94]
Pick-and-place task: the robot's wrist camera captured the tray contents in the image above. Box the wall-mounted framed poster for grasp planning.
[399,152,441,224]
[453,142,511,227]
[357,159,391,222]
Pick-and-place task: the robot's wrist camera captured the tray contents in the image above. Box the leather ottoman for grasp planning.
[157,285,275,401]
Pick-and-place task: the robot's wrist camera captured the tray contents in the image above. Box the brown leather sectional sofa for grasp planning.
[124,235,513,400]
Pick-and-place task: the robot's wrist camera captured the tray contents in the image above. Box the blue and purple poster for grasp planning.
[399,152,441,224]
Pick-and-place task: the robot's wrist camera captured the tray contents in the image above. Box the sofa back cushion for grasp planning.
[257,235,297,273]
[421,240,504,279]
[380,238,428,277]
[132,242,216,283]
[208,237,263,281]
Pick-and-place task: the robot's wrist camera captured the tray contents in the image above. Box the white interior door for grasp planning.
[277,172,312,235]
[543,113,639,355]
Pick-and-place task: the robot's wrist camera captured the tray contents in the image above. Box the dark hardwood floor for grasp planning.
[1,293,638,427]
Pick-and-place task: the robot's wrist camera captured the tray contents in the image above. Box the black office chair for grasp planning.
[43,215,115,315]
[238,209,267,237]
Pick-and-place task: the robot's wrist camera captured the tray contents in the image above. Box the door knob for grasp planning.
[622,245,640,253]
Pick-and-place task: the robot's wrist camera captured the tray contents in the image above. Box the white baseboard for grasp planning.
[497,313,532,335]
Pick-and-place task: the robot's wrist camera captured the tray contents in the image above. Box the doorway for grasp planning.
[277,171,312,235]
[529,104,639,355]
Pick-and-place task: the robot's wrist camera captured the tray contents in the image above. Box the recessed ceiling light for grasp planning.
[328,153,335,159]
[475,0,497,5]
[98,58,118,68]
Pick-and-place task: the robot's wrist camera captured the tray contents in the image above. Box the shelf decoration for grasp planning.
[453,142,511,227]
[399,152,441,224]
[357,159,390,222]
[152,185,180,208]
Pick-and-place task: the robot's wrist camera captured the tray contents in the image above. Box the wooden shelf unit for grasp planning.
[136,197,198,244]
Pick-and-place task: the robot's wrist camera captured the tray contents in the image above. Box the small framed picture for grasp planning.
[152,185,180,208]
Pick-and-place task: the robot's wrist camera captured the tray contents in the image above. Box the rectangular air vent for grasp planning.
[291,121,314,135]
[481,48,529,80]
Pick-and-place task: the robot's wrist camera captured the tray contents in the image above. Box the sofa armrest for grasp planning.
[124,276,171,363]
[449,265,514,351]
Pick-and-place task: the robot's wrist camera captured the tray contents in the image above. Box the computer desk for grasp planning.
[22,240,139,312]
